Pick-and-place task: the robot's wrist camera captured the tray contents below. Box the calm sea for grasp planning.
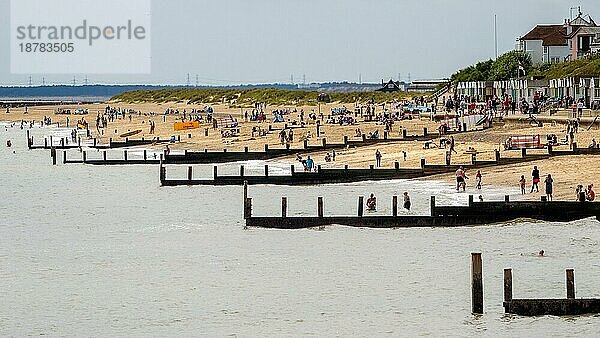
[1,122,600,337]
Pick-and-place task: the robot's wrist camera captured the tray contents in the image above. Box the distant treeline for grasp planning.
[111,88,423,106]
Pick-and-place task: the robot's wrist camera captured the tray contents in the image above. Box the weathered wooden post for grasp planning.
[143,150,147,161]
[468,195,474,206]
[547,144,553,155]
[244,197,252,219]
[343,135,348,144]
[60,138,64,147]
[318,197,324,218]
[303,140,308,149]
[362,134,366,142]
[471,153,476,164]
[204,128,209,137]
[505,195,510,202]
[423,127,428,136]
[394,161,400,170]
[316,124,320,137]
[93,138,97,147]
[504,268,513,302]
[370,164,374,170]
[264,164,269,177]
[264,144,269,152]
[358,196,364,217]
[213,166,218,179]
[471,252,483,314]
[82,151,87,163]
[322,138,327,147]
[392,196,398,217]
[103,151,107,162]
[402,129,407,138]
[240,165,245,177]
[62,150,67,164]
[124,150,128,161]
[344,164,349,171]
[282,197,287,218]
[463,122,467,132]
[243,180,248,204]
[188,166,193,181]
[566,269,575,299]
[541,196,547,202]
[244,146,249,153]
[383,131,388,140]
[521,148,527,158]
[430,196,436,217]
[420,158,426,169]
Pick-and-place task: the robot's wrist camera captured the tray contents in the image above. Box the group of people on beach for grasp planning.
[454,166,482,192]
[366,192,411,212]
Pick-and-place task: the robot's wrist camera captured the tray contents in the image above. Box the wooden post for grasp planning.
[204,128,209,136]
[548,144,553,155]
[322,138,326,147]
[317,197,323,218]
[430,196,436,217]
[468,195,474,206]
[317,165,321,173]
[188,166,193,181]
[420,158,426,169]
[566,269,575,299]
[243,180,248,204]
[471,153,476,164]
[213,166,218,179]
[103,151,107,162]
[384,131,388,139]
[362,134,366,142]
[244,146,249,152]
[495,149,500,161]
[244,197,252,219]
[358,196,364,217]
[51,148,57,165]
[370,165,374,170]
[124,150,128,161]
[60,138,64,147]
[82,151,87,163]
[504,268,513,302]
[541,196,547,202]
[264,165,269,177]
[392,196,398,217]
[282,197,287,218]
[264,144,269,152]
[240,165,245,177]
[44,138,48,148]
[394,161,399,170]
[463,122,467,132]
[423,127,428,136]
[290,165,295,174]
[143,150,147,161]
[521,148,527,158]
[62,150,67,164]
[505,195,510,202]
[343,135,348,144]
[316,124,320,137]
[303,140,308,149]
[402,129,407,138]
[471,252,483,314]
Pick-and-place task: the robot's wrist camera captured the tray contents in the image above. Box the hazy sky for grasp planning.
[1,0,599,86]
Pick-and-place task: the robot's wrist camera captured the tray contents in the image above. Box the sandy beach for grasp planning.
[4,100,600,200]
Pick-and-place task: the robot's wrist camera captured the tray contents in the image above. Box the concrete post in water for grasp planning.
[103,151,107,162]
[392,196,398,217]
[358,196,364,217]
[521,148,527,158]
[240,165,245,177]
[471,252,483,314]
[566,269,575,299]
[213,166,218,179]
[504,268,513,302]
[430,196,436,217]
[124,150,128,161]
[264,165,269,177]
[188,166,193,181]
[318,197,324,218]
[282,197,287,218]
[505,195,510,202]
[421,158,426,169]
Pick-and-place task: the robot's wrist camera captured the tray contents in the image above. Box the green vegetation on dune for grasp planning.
[451,51,600,82]
[111,88,424,106]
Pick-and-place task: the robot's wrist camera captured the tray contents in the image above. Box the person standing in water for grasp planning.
[375,149,382,167]
[403,192,411,210]
[519,175,526,195]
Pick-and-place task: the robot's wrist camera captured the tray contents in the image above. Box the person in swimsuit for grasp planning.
[530,166,540,193]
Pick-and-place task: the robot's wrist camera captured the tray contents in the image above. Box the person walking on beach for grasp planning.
[305,156,314,172]
[450,136,457,154]
[403,192,411,210]
[475,170,482,189]
[519,175,526,194]
[530,166,540,193]
[375,149,382,167]
[544,174,554,201]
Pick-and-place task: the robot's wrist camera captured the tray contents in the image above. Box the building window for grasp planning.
[544,46,548,53]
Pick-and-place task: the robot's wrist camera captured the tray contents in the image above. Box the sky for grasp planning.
[0,0,599,86]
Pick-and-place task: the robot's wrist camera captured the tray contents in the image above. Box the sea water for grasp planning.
[1,123,600,336]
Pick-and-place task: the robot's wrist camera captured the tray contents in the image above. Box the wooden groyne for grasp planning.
[243,194,600,229]
[27,132,169,150]
[471,254,600,316]
[503,268,600,316]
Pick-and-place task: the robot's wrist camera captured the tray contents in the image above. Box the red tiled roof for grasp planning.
[521,25,567,46]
